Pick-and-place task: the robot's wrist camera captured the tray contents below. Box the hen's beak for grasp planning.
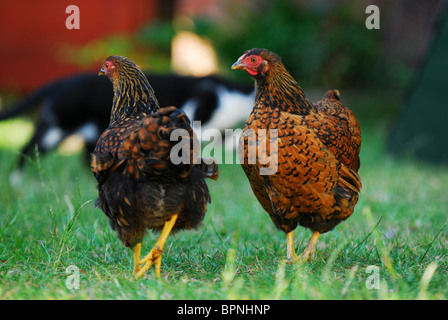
[231,60,245,70]
[98,66,105,76]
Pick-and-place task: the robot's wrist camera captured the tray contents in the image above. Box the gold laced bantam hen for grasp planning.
[91,56,218,278]
[232,48,362,262]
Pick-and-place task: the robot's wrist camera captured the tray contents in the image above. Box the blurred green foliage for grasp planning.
[62,21,175,74]
[65,0,413,92]
[193,1,387,89]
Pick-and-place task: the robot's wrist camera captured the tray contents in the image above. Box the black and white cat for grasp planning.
[0,72,254,167]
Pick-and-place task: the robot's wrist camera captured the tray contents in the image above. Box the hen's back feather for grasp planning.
[311,90,361,172]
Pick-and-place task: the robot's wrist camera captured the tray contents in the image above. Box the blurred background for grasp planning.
[2,1,448,299]
[0,0,447,163]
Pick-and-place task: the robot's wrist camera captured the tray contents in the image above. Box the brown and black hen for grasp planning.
[232,48,361,261]
[91,56,218,278]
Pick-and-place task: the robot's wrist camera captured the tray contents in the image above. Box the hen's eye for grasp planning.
[250,57,257,63]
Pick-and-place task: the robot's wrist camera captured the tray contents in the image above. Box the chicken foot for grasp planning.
[286,231,320,262]
[132,213,179,278]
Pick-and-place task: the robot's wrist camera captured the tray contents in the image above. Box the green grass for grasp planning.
[0,96,447,300]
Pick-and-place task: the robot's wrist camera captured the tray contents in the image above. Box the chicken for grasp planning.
[231,48,361,261]
[91,56,218,278]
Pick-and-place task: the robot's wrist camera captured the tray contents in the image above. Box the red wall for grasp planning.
[0,0,158,92]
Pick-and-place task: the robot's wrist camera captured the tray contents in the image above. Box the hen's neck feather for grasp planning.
[255,62,315,115]
[110,67,159,124]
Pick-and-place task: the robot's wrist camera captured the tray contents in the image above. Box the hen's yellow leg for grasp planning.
[134,213,178,279]
[299,231,320,261]
[132,242,142,275]
[286,231,299,261]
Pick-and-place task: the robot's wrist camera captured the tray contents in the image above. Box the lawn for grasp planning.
[0,92,446,300]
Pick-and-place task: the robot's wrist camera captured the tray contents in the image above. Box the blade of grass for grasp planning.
[418,224,447,264]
